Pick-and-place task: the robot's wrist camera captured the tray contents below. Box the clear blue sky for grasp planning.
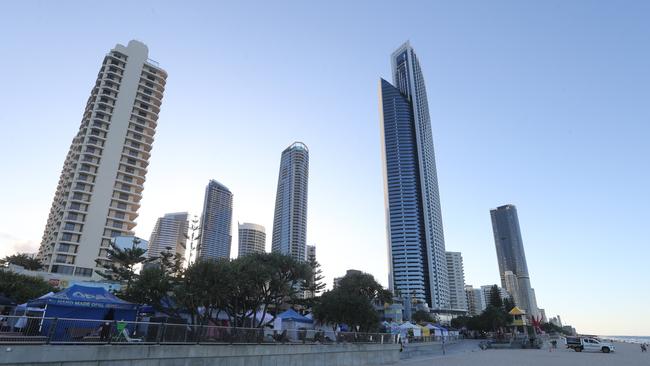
[1,1,648,336]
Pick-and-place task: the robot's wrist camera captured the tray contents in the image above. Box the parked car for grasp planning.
[566,336,615,353]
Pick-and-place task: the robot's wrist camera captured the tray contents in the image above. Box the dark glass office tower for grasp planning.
[271,142,309,262]
[198,180,233,260]
[490,204,538,315]
[379,42,449,310]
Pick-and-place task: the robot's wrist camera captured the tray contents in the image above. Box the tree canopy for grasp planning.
[312,270,391,331]
[1,253,43,270]
[0,270,55,303]
[125,251,312,327]
[412,309,434,324]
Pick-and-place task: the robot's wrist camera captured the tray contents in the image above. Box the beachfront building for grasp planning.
[464,285,484,316]
[271,142,309,262]
[147,212,189,260]
[37,40,167,279]
[446,252,468,312]
[379,41,449,310]
[198,180,233,260]
[237,222,266,257]
[490,204,539,317]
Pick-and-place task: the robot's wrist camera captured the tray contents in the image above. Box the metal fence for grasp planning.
[0,315,398,345]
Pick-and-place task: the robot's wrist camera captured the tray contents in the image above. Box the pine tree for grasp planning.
[488,284,503,308]
[303,257,326,297]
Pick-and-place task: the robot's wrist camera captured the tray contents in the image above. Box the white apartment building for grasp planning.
[37,40,166,279]
[445,251,468,312]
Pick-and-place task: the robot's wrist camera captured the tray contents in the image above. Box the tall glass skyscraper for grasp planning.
[147,212,189,260]
[238,222,266,257]
[271,142,309,262]
[490,204,538,316]
[37,40,167,278]
[379,41,449,310]
[198,180,233,260]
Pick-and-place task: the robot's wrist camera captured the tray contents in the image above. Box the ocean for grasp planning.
[603,336,650,344]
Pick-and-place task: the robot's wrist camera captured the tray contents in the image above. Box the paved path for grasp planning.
[390,340,647,366]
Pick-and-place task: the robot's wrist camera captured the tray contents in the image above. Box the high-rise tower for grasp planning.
[445,252,468,312]
[271,142,309,262]
[198,180,233,260]
[490,204,538,316]
[147,212,189,260]
[379,41,449,309]
[37,40,167,278]
[238,223,266,257]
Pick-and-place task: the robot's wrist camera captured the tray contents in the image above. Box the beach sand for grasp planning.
[393,340,648,366]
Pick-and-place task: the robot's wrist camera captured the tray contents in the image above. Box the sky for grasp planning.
[0,1,648,336]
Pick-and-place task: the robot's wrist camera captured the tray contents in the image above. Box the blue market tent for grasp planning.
[27,285,138,321]
[278,309,313,324]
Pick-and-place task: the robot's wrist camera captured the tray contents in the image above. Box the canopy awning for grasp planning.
[278,309,312,324]
[509,306,526,316]
[27,285,137,310]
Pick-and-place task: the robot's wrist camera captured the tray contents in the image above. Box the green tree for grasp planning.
[451,315,471,329]
[0,270,55,303]
[481,305,512,331]
[488,285,503,308]
[95,238,151,291]
[238,253,311,327]
[1,253,43,270]
[503,297,515,312]
[337,271,393,305]
[313,271,391,331]
[175,258,234,325]
[302,256,326,299]
[412,309,434,324]
[170,253,312,328]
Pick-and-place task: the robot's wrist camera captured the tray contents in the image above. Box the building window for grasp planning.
[58,243,76,253]
[51,265,74,275]
[64,223,75,231]
[55,254,75,264]
[74,267,93,277]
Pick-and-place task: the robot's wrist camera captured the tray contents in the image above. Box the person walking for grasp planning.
[641,343,647,352]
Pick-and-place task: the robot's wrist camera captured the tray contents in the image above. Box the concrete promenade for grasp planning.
[1,343,400,366]
[390,340,647,366]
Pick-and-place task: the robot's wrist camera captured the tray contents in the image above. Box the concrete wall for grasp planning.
[1,343,400,366]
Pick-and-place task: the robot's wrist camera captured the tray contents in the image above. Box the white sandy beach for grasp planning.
[393,340,648,366]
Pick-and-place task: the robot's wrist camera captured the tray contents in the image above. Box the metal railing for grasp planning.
[0,315,398,345]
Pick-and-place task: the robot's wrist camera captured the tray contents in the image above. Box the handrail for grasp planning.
[0,315,401,346]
